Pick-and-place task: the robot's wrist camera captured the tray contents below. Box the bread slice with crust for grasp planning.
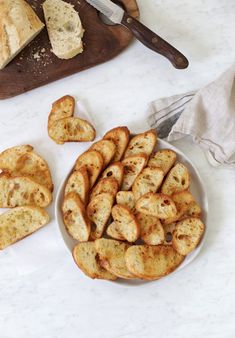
[124,130,157,158]
[101,162,124,187]
[103,126,130,161]
[136,213,164,245]
[48,117,96,144]
[0,175,52,208]
[111,205,140,242]
[161,163,190,195]
[132,167,164,201]
[106,221,125,241]
[0,145,53,191]
[125,245,184,280]
[136,193,177,219]
[95,238,135,279]
[148,149,177,175]
[121,154,148,191]
[73,242,117,280]
[163,222,177,245]
[64,167,89,205]
[87,192,114,239]
[116,191,135,213]
[0,206,49,250]
[48,95,75,128]
[172,217,205,255]
[187,202,202,218]
[90,140,116,167]
[62,192,90,241]
[75,150,104,188]
[90,178,119,201]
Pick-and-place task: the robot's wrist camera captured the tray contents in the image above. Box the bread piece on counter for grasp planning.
[0,0,44,70]
[48,95,75,128]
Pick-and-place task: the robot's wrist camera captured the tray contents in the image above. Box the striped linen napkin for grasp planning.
[148,63,235,169]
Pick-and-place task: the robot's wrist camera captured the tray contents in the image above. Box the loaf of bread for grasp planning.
[0,0,44,70]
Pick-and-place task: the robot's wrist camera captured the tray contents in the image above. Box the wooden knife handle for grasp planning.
[121,12,189,69]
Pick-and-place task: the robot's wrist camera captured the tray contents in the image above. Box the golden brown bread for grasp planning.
[64,167,90,205]
[103,126,130,161]
[121,154,148,191]
[136,213,164,245]
[101,162,124,187]
[90,177,119,201]
[48,95,75,128]
[73,242,117,280]
[161,163,190,195]
[136,192,177,219]
[95,238,135,279]
[0,174,52,208]
[124,130,157,158]
[62,192,91,241]
[106,221,125,241]
[90,140,116,167]
[148,149,177,175]
[125,245,184,280]
[116,191,136,213]
[0,206,49,250]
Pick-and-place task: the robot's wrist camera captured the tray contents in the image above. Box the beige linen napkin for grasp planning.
[148,63,235,169]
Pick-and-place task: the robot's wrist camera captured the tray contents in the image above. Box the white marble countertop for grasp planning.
[1,1,235,337]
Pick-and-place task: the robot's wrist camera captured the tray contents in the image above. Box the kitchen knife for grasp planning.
[85,0,189,69]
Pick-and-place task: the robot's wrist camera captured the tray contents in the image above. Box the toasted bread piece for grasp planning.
[132,167,164,201]
[62,192,90,241]
[75,150,104,188]
[103,126,130,161]
[48,117,96,144]
[106,221,125,241]
[121,154,148,191]
[0,206,49,250]
[172,217,205,255]
[148,149,177,175]
[161,163,190,195]
[162,191,195,225]
[136,213,164,245]
[87,193,114,239]
[0,175,52,208]
[90,178,119,201]
[116,191,135,212]
[73,242,117,280]
[125,245,184,280]
[111,205,140,242]
[65,167,89,205]
[101,162,124,187]
[95,238,135,279]
[0,145,53,191]
[187,202,202,218]
[163,222,176,245]
[48,95,75,128]
[136,193,177,219]
[124,130,157,158]
[90,140,116,167]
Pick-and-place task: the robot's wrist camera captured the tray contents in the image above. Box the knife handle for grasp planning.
[121,13,189,69]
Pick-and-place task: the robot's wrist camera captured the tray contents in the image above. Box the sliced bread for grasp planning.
[64,167,90,205]
[161,163,190,195]
[90,140,116,167]
[106,221,125,241]
[136,213,164,245]
[148,149,177,175]
[103,126,130,161]
[48,95,75,128]
[101,162,124,187]
[124,130,157,158]
[121,154,148,191]
[90,178,119,201]
[116,191,136,213]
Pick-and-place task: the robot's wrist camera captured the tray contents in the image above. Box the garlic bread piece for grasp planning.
[136,193,177,220]
[161,163,190,195]
[87,192,114,239]
[95,238,135,279]
[106,222,125,241]
[62,192,90,242]
[0,206,49,250]
[187,202,202,218]
[116,191,135,213]
[65,167,89,205]
[163,223,177,245]
[90,140,116,167]
[121,154,148,191]
[48,117,96,144]
[132,167,164,201]
[73,242,117,280]
[111,204,140,242]
[75,150,104,188]
[172,217,205,255]
[103,126,130,161]
[136,213,164,245]
[0,175,52,208]
[125,245,184,280]
[90,178,119,201]
[0,145,53,191]
[48,95,75,128]
[124,130,157,158]
[101,162,124,187]
[148,149,177,175]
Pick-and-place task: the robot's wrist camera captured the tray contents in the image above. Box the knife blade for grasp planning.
[85,0,189,69]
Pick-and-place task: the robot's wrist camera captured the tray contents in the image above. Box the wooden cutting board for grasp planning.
[0,0,139,99]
